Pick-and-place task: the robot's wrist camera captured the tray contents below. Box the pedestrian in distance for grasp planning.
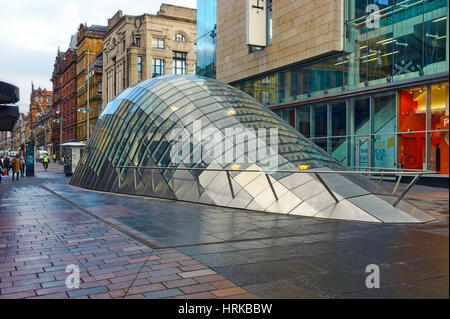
[11,155,23,181]
[53,153,57,163]
[4,156,10,175]
[0,156,4,183]
[43,154,49,171]
[20,156,25,177]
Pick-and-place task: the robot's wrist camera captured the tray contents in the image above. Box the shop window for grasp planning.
[331,100,346,136]
[352,97,370,135]
[429,82,449,174]
[399,87,426,132]
[313,103,327,137]
[374,92,396,134]
[296,105,310,138]
[373,134,396,168]
[399,132,426,170]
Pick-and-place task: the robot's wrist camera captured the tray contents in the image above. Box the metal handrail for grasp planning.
[113,165,431,208]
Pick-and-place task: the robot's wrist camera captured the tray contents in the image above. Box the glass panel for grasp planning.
[399,132,426,170]
[330,137,347,163]
[373,134,396,168]
[429,82,449,174]
[312,138,328,152]
[353,96,370,135]
[399,87,426,133]
[296,105,310,138]
[331,100,346,136]
[374,91,396,133]
[356,136,369,168]
[313,103,327,137]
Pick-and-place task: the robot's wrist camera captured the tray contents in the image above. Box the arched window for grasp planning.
[174,33,186,42]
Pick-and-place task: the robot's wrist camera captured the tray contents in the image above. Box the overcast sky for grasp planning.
[0,0,196,113]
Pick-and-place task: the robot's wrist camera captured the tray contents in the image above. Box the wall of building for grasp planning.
[102,5,196,107]
[216,0,344,83]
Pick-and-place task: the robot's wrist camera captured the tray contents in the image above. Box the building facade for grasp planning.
[76,24,107,142]
[60,35,78,142]
[29,84,53,153]
[51,48,65,155]
[201,0,449,175]
[102,4,197,108]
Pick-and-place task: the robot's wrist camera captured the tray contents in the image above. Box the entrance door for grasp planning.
[356,136,369,168]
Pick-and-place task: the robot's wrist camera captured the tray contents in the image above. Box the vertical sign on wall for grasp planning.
[246,0,267,47]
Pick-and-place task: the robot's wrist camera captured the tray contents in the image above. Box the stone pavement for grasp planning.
[0,162,448,299]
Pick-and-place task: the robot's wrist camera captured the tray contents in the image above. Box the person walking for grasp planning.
[4,156,10,175]
[0,156,4,183]
[20,156,25,177]
[52,153,57,163]
[43,154,49,171]
[11,155,23,181]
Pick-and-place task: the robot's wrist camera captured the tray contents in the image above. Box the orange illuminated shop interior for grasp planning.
[399,83,449,174]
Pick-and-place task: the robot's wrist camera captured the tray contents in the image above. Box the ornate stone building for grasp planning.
[76,24,107,142]
[102,4,196,108]
[60,34,78,142]
[29,84,53,152]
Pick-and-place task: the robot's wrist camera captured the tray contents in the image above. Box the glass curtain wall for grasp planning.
[233,0,448,106]
[196,0,217,78]
[287,82,449,173]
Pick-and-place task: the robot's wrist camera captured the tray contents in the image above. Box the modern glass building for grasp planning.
[196,0,217,77]
[201,0,449,175]
[70,75,435,223]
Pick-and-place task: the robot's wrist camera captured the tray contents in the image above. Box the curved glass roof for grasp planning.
[70,75,433,223]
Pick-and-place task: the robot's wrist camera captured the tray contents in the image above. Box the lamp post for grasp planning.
[55,108,63,156]
[77,107,93,142]
[39,125,48,153]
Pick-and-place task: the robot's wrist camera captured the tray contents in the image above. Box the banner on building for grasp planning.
[246,0,267,47]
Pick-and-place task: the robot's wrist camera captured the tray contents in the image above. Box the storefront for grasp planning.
[272,81,449,174]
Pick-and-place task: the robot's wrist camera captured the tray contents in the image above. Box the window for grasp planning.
[152,37,164,49]
[135,37,141,47]
[152,58,164,77]
[174,33,186,42]
[40,96,43,102]
[137,56,143,76]
[97,82,102,95]
[123,40,126,51]
[172,51,186,75]
[267,0,272,45]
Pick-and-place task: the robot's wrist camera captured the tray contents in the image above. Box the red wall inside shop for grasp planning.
[398,90,426,169]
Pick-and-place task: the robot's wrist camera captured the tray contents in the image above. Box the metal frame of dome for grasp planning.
[70,75,435,224]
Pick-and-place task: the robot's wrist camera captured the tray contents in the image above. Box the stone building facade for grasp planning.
[29,84,53,152]
[60,35,78,142]
[102,4,196,108]
[216,0,344,84]
[76,24,107,142]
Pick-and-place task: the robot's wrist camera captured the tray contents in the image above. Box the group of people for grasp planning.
[0,155,25,182]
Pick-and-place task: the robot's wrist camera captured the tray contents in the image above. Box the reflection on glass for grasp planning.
[353,97,370,135]
[374,91,396,133]
[313,104,327,137]
[296,105,310,138]
[331,100,346,136]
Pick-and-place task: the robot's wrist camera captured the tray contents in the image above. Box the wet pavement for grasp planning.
[0,163,448,299]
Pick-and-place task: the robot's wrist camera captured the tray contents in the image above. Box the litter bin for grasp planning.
[61,142,85,176]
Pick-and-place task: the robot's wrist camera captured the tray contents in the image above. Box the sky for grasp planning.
[0,0,197,113]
